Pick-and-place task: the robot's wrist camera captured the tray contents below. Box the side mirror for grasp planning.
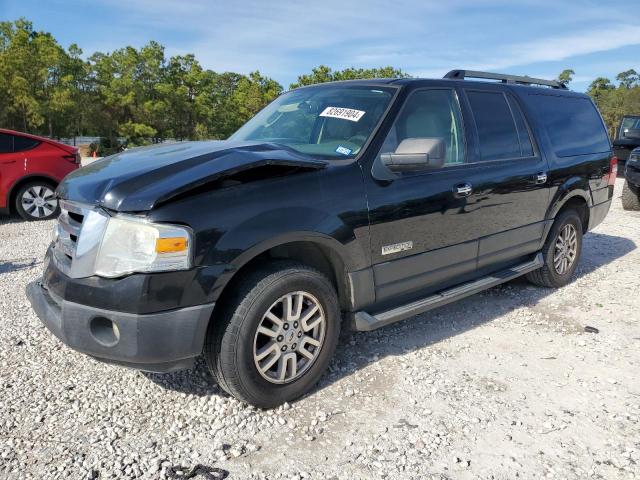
[624,128,640,140]
[381,138,445,172]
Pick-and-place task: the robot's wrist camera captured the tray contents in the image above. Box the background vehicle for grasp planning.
[0,129,80,220]
[622,147,640,210]
[613,115,640,164]
[27,70,615,408]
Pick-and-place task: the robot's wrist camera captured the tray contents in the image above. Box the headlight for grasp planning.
[629,154,639,164]
[94,215,192,278]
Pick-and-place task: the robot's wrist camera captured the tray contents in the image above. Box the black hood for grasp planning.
[57,141,328,212]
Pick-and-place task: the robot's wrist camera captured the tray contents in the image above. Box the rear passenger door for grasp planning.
[460,87,550,271]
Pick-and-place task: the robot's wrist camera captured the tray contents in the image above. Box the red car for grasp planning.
[0,128,80,221]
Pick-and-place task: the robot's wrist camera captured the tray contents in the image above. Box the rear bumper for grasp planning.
[26,280,214,373]
[587,199,612,231]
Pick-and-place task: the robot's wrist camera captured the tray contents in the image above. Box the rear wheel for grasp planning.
[15,181,59,221]
[526,209,583,288]
[205,261,340,408]
[621,180,640,211]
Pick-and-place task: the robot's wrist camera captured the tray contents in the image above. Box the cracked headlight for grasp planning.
[94,215,192,278]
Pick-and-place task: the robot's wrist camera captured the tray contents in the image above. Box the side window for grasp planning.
[466,90,520,160]
[0,133,13,154]
[506,95,534,157]
[379,89,465,166]
[526,94,610,157]
[13,136,40,152]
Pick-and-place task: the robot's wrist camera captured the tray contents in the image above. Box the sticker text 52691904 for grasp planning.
[319,107,366,122]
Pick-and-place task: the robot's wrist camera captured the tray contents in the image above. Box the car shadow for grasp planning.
[143,232,636,402]
[0,257,41,274]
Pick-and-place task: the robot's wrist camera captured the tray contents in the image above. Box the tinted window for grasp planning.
[0,133,12,154]
[507,95,534,157]
[467,91,520,160]
[379,89,465,166]
[527,94,610,157]
[13,135,40,152]
[620,116,640,139]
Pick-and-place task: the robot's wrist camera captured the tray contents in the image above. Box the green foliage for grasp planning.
[290,65,409,89]
[0,18,285,141]
[557,69,575,86]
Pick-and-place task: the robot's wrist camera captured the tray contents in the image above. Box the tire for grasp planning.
[14,181,59,221]
[621,180,640,211]
[204,261,340,408]
[526,209,583,288]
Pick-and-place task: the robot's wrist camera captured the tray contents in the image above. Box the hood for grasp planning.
[57,140,328,212]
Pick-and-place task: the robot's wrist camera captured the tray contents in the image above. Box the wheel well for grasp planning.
[557,196,589,233]
[8,176,57,214]
[214,241,351,313]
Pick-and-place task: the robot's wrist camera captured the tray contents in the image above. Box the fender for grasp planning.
[207,231,356,307]
[539,175,591,246]
[202,205,367,306]
[545,175,592,220]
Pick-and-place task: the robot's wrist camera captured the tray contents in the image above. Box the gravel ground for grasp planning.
[1,177,638,480]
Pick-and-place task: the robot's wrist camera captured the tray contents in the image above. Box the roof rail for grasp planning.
[444,69,567,89]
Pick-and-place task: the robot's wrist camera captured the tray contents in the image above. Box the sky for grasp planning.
[2,0,639,92]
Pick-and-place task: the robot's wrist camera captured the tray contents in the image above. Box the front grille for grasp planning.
[57,201,85,261]
[51,201,110,278]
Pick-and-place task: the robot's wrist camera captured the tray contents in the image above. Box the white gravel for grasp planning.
[1,177,638,479]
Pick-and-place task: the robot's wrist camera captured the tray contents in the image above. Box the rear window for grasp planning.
[527,94,610,157]
[13,135,40,152]
[0,133,12,153]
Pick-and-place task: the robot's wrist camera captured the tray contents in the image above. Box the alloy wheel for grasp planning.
[21,185,57,219]
[253,291,326,384]
[553,223,578,275]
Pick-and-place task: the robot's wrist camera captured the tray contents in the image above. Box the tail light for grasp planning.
[608,156,618,186]
[63,152,81,165]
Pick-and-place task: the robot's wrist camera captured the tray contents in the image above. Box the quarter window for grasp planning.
[13,136,40,152]
[379,89,465,167]
[0,133,12,154]
[467,91,521,160]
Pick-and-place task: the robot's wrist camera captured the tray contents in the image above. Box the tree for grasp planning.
[290,65,408,89]
[588,72,640,139]
[557,69,575,86]
[616,69,639,89]
[0,18,69,134]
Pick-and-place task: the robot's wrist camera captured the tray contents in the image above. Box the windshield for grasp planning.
[230,85,396,159]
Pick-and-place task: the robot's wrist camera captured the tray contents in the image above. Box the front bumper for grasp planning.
[26,280,215,373]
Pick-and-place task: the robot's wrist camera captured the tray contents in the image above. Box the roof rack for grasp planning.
[443,69,567,89]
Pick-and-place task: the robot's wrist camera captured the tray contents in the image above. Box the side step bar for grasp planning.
[353,253,543,332]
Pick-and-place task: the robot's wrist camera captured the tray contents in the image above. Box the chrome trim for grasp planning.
[52,201,111,279]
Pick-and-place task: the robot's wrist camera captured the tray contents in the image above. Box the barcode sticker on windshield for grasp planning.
[320,107,366,122]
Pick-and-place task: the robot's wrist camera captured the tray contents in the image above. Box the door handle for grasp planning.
[454,183,473,197]
[534,172,548,184]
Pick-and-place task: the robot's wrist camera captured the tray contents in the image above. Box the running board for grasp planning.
[353,253,543,332]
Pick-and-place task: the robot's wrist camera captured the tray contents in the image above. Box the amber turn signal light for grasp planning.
[155,237,188,253]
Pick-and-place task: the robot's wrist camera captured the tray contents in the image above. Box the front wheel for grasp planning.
[205,262,340,408]
[526,209,583,288]
[15,181,59,221]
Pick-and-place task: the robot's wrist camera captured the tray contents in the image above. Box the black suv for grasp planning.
[622,147,640,210]
[613,115,640,164]
[27,70,616,408]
